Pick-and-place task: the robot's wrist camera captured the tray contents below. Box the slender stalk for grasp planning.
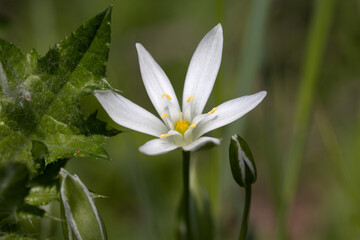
[182,150,192,240]
[239,185,252,240]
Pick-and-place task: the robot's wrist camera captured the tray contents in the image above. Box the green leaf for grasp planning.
[24,159,65,206]
[0,162,30,227]
[79,110,121,137]
[17,204,45,217]
[24,185,58,206]
[60,168,107,240]
[31,158,68,186]
[0,7,117,174]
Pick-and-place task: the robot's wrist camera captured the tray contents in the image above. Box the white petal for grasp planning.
[139,139,179,155]
[136,43,181,119]
[182,24,223,120]
[182,137,221,152]
[184,114,215,143]
[184,127,194,143]
[94,90,168,137]
[191,113,215,125]
[167,130,184,146]
[193,91,267,138]
[165,102,181,124]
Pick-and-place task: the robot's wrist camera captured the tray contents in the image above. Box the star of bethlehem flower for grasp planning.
[94,24,267,155]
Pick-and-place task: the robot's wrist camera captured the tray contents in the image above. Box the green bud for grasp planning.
[229,134,257,187]
[60,168,107,240]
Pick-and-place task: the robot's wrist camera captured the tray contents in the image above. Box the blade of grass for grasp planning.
[216,1,271,238]
[349,101,360,210]
[315,106,360,237]
[222,0,272,198]
[315,107,358,202]
[351,101,360,182]
[208,0,224,228]
[230,0,271,133]
[263,79,282,210]
[278,0,337,238]
[209,0,224,212]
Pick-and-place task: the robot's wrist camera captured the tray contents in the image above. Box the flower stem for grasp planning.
[182,150,192,240]
[239,185,252,240]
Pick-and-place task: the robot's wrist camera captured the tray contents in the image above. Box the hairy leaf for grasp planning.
[0,7,118,175]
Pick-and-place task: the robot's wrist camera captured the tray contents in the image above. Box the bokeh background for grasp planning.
[1,0,359,239]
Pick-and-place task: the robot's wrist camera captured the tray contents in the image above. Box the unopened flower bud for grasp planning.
[229,134,257,187]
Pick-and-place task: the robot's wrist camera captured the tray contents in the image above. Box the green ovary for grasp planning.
[175,120,190,136]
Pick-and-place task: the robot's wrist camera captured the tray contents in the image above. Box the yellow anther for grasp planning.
[189,123,196,129]
[186,96,194,102]
[160,133,170,138]
[161,113,169,118]
[208,107,217,114]
[161,94,172,100]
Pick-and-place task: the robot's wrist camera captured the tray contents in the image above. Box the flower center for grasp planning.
[175,120,190,136]
[159,94,199,139]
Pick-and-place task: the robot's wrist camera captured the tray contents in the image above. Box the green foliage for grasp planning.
[0,7,117,238]
[60,169,107,240]
[0,163,30,230]
[24,185,58,207]
[0,233,36,240]
[0,7,117,176]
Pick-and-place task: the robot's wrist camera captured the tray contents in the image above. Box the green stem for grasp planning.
[182,150,192,240]
[239,185,252,240]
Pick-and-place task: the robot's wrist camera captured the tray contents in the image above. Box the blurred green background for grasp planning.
[1,0,359,239]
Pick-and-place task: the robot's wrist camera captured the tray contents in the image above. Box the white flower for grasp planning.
[94,24,266,155]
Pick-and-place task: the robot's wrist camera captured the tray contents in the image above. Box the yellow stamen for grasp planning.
[160,133,170,138]
[186,96,194,102]
[161,113,169,118]
[189,123,196,129]
[161,94,172,100]
[208,107,217,114]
